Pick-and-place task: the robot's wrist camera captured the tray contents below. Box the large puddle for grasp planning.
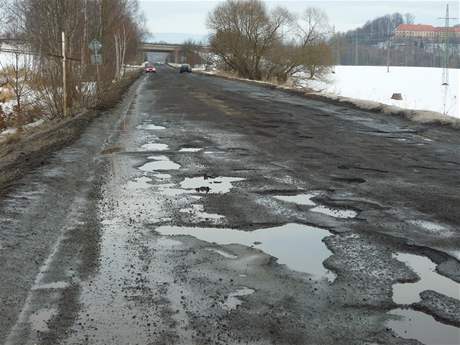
[155,223,335,280]
[392,253,460,305]
[180,176,245,194]
[387,308,460,345]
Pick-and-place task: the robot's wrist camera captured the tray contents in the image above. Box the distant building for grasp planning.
[394,24,460,40]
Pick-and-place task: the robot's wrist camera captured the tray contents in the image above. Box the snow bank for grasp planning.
[304,66,459,119]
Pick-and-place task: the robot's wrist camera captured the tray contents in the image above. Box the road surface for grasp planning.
[1,65,459,345]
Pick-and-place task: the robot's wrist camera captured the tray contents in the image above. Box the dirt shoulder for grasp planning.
[0,72,142,194]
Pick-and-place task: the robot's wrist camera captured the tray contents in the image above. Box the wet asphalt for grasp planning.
[0,65,459,345]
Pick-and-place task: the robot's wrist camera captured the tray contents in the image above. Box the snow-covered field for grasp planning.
[306,66,459,119]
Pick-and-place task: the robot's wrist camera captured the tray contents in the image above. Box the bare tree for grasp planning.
[207,0,291,80]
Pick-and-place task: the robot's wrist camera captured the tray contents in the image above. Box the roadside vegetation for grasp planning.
[207,0,333,83]
[0,0,146,138]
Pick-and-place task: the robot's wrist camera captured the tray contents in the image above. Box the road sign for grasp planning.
[89,39,102,52]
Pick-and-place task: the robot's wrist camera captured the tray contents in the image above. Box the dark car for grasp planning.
[179,64,192,73]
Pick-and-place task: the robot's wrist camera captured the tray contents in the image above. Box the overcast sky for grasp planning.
[139,0,459,42]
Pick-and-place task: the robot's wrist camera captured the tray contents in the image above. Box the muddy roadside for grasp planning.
[0,71,142,195]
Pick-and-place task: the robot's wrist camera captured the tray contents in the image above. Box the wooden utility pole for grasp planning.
[62,31,68,117]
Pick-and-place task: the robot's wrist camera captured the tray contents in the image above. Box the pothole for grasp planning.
[388,253,460,344]
[139,156,181,172]
[310,205,357,219]
[140,143,169,151]
[387,308,460,345]
[222,287,255,310]
[392,253,459,305]
[273,193,319,206]
[179,147,203,152]
[155,223,335,280]
[136,124,166,130]
[180,176,245,194]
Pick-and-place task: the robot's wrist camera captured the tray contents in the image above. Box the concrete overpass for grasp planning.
[140,42,210,63]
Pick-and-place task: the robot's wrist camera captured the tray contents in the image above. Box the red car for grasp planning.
[145,65,156,73]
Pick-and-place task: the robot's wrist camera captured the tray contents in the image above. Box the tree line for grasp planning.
[207,0,333,83]
[0,0,145,128]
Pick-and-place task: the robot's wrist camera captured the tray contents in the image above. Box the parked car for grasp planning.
[145,65,156,73]
[179,64,192,73]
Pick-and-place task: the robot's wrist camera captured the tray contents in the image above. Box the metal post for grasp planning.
[62,31,67,117]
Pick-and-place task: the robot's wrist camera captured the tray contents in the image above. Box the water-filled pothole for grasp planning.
[139,156,181,172]
[180,176,245,194]
[388,253,460,344]
[155,223,335,280]
[136,124,166,130]
[179,148,202,152]
[273,193,318,206]
[387,308,460,345]
[140,143,169,151]
[392,253,459,304]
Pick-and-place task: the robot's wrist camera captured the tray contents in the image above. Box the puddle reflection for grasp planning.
[155,223,335,280]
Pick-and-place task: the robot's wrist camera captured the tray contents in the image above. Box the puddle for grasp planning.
[387,308,460,345]
[29,308,57,332]
[310,205,357,219]
[273,193,318,206]
[180,176,245,194]
[140,143,169,151]
[392,253,460,304]
[222,287,255,310]
[136,124,166,130]
[180,204,225,221]
[155,223,335,280]
[139,156,181,171]
[126,176,153,189]
[206,248,237,259]
[179,148,202,152]
[153,173,172,180]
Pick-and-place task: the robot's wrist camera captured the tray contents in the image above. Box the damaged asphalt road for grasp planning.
[0,65,459,345]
